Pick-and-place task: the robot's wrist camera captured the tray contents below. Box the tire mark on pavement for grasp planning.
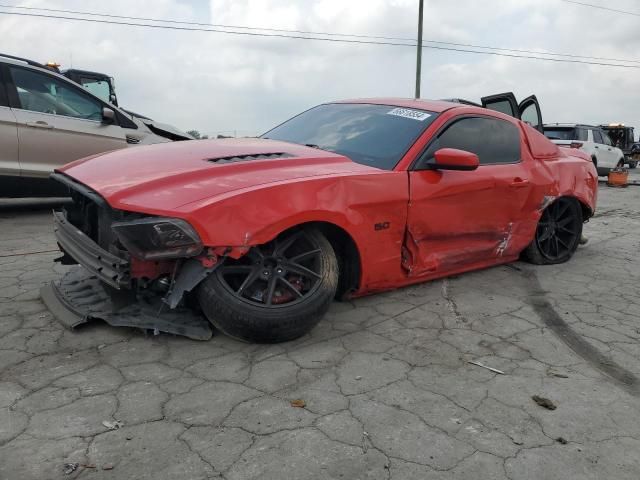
[523,269,640,396]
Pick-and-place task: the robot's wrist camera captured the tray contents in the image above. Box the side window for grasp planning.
[520,102,540,127]
[484,100,515,116]
[9,67,103,121]
[576,128,588,141]
[592,129,604,144]
[602,131,612,146]
[425,117,521,165]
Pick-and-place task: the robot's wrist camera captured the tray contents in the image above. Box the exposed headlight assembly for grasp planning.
[112,217,203,260]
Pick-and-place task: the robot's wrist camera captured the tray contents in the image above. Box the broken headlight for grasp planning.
[111,217,203,260]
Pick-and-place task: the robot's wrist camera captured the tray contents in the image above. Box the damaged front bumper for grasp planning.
[53,210,131,289]
[41,268,212,340]
[44,188,218,340]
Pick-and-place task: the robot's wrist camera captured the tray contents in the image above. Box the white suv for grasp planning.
[543,124,625,176]
[0,54,192,197]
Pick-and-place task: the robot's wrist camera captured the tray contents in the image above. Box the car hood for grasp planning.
[57,138,379,212]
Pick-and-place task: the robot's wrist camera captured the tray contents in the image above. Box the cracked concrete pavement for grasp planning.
[2,175,640,479]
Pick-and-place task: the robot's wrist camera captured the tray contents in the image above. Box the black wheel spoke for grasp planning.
[556,202,570,219]
[557,216,573,228]
[290,248,322,263]
[280,277,304,298]
[282,261,321,280]
[538,227,553,242]
[275,231,304,256]
[557,236,570,250]
[247,247,265,263]
[557,225,577,235]
[265,275,278,306]
[236,268,262,296]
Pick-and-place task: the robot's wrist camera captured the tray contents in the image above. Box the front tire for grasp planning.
[523,197,583,265]
[197,228,338,343]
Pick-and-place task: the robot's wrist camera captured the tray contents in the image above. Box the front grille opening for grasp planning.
[207,152,293,164]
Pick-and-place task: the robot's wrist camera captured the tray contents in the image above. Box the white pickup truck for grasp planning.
[543,123,625,176]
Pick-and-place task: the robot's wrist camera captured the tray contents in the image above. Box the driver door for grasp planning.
[405,115,531,277]
[7,65,127,178]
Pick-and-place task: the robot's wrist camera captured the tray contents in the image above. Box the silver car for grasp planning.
[0,53,192,197]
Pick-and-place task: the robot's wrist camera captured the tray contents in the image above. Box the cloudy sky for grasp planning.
[1,0,639,137]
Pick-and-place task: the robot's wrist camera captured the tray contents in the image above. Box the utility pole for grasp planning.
[415,0,424,99]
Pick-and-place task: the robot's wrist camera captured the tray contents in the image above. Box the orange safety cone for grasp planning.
[607,167,629,188]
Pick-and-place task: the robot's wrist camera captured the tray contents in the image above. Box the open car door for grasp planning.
[518,95,543,133]
[481,92,519,118]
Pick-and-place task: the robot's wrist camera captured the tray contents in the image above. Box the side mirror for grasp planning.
[432,148,479,171]
[102,107,116,124]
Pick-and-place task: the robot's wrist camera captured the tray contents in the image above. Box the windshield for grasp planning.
[79,77,112,103]
[262,103,438,170]
[543,127,578,141]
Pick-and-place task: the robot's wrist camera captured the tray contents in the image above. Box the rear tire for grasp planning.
[197,227,338,343]
[629,161,637,169]
[522,197,583,265]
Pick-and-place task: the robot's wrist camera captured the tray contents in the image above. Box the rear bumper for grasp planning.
[53,210,131,289]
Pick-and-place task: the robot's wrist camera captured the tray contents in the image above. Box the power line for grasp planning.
[1,9,639,69]
[1,2,639,64]
[560,0,640,16]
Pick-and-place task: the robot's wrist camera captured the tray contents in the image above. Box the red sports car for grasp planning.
[42,94,598,343]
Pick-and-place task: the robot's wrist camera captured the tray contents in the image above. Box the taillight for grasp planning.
[570,142,583,149]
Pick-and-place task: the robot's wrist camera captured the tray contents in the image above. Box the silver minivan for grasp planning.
[0,54,192,197]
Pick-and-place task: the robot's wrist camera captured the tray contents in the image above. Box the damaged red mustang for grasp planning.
[42,95,598,343]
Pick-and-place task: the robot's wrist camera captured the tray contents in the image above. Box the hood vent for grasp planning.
[207,152,293,164]
[126,135,141,145]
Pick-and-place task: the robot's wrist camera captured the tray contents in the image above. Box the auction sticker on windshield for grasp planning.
[386,108,431,121]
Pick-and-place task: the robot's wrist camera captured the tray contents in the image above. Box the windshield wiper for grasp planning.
[305,143,321,149]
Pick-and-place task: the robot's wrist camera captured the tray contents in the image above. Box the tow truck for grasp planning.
[600,123,638,168]
[41,59,190,141]
[44,61,118,106]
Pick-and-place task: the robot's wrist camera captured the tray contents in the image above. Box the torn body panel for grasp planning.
[42,268,212,340]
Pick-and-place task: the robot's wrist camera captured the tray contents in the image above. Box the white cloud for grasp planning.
[1,0,639,136]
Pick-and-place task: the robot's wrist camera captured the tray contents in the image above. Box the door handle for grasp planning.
[25,121,54,129]
[510,178,530,188]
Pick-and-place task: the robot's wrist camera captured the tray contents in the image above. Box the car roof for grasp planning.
[334,98,464,113]
[62,68,112,78]
[543,123,598,128]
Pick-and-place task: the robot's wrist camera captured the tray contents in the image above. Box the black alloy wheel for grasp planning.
[529,197,582,264]
[216,230,323,307]
[197,227,338,343]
